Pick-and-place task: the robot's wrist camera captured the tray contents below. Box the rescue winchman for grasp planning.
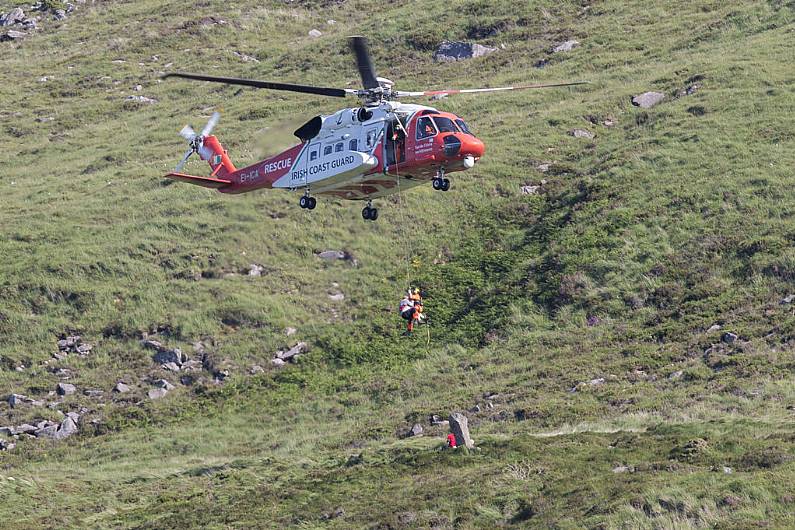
[398,287,426,335]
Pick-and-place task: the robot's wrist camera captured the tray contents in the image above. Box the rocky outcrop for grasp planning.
[631,91,665,109]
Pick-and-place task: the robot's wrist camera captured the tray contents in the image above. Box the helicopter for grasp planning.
[163,37,586,221]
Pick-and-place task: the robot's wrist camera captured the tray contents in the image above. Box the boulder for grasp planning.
[249,365,265,374]
[148,388,168,400]
[409,423,423,437]
[248,263,264,276]
[37,417,77,440]
[17,424,38,435]
[308,29,322,38]
[125,95,157,104]
[8,393,43,408]
[271,358,286,367]
[520,185,541,195]
[553,40,579,53]
[1,29,26,41]
[54,9,67,20]
[142,339,163,351]
[153,349,181,366]
[56,383,76,396]
[83,389,104,398]
[569,128,595,139]
[722,332,738,344]
[162,362,180,372]
[1,8,25,26]
[285,327,297,336]
[433,41,496,62]
[631,91,665,109]
[113,382,131,393]
[706,324,722,333]
[181,359,203,371]
[449,412,474,449]
[328,293,345,302]
[780,294,795,305]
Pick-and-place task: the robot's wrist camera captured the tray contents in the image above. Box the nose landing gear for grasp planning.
[432,168,450,191]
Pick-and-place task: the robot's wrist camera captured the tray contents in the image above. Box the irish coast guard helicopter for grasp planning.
[164,37,585,221]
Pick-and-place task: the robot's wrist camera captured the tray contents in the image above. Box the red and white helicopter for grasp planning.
[164,37,585,221]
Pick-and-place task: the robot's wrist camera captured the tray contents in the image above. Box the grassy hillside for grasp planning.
[1,0,795,528]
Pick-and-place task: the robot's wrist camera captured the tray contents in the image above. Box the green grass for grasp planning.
[1,0,795,528]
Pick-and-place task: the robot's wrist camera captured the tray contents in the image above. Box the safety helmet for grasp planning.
[413,287,420,294]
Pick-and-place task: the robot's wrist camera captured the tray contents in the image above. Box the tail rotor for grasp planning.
[173,112,220,172]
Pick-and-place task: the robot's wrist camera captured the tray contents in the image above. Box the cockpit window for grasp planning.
[433,117,459,133]
[416,116,437,140]
[455,119,473,135]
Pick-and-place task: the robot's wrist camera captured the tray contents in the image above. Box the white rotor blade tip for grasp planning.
[180,125,196,141]
[174,148,193,172]
[201,112,220,137]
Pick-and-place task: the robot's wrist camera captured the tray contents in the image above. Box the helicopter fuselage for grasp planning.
[208,102,485,200]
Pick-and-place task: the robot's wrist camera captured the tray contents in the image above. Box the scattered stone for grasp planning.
[537,163,551,173]
[83,389,104,398]
[317,250,346,260]
[125,95,157,104]
[433,41,497,62]
[37,417,78,440]
[180,375,196,386]
[17,424,37,435]
[271,358,286,367]
[66,412,80,423]
[133,84,142,91]
[113,382,131,393]
[285,327,297,336]
[148,388,168,400]
[321,507,345,520]
[552,40,579,53]
[612,465,630,473]
[533,58,550,68]
[181,359,203,371]
[603,118,615,127]
[192,341,206,354]
[0,426,14,436]
[722,466,733,474]
[0,439,15,451]
[520,185,541,195]
[430,414,448,426]
[328,292,345,302]
[142,339,163,351]
[233,51,259,63]
[569,128,595,139]
[469,404,481,413]
[308,29,322,38]
[249,365,265,374]
[162,362,180,372]
[721,332,738,344]
[677,83,702,97]
[56,383,76,396]
[669,370,684,380]
[409,423,423,437]
[214,369,229,382]
[572,377,606,392]
[587,315,600,327]
[449,412,474,449]
[720,495,741,508]
[631,91,665,109]
[152,349,181,366]
[278,342,309,362]
[153,379,175,391]
[54,9,67,21]
[780,294,795,304]
[248,263,264,276]
[706,324,722,333]
[8,394,43,408]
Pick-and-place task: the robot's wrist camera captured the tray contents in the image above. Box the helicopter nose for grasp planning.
[461,135,485,159]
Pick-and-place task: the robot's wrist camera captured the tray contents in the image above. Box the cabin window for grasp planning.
[349,139,358,151]
[366,129,377,148]
[310,147,319,161]
[416,117,437,139]
[324,145,333,156]
[455,119,473,135]
[433,117,459,133]
[335,142,344,153]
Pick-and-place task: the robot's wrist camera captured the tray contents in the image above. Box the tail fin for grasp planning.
[198,135,236,179]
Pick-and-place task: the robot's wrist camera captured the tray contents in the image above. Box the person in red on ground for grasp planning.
[398,288,426,335]
[447,433,457,449]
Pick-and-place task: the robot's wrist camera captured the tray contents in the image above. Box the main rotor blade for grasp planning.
[163,72,350,98]
[349,36,379,90]
[175,147,194,172]
[201,112,220,138]
[180,125,196,141]
[394,81,590,98]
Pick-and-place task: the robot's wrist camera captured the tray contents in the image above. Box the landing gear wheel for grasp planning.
[432,178,442,190]
[441,178,450,191]
[362,206,371,220]
[307,197,317,210]
[369,208,379,221]
[299,196,308,209]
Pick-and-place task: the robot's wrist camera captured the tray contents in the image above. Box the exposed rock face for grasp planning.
[449,412,474,449]
[0,8,25,26]
[37,417,78,440]
[8,393,44,408]
[631,91,665,108]
[553,40,579,53]
[433,41,496,62]
[113,382,131,393]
